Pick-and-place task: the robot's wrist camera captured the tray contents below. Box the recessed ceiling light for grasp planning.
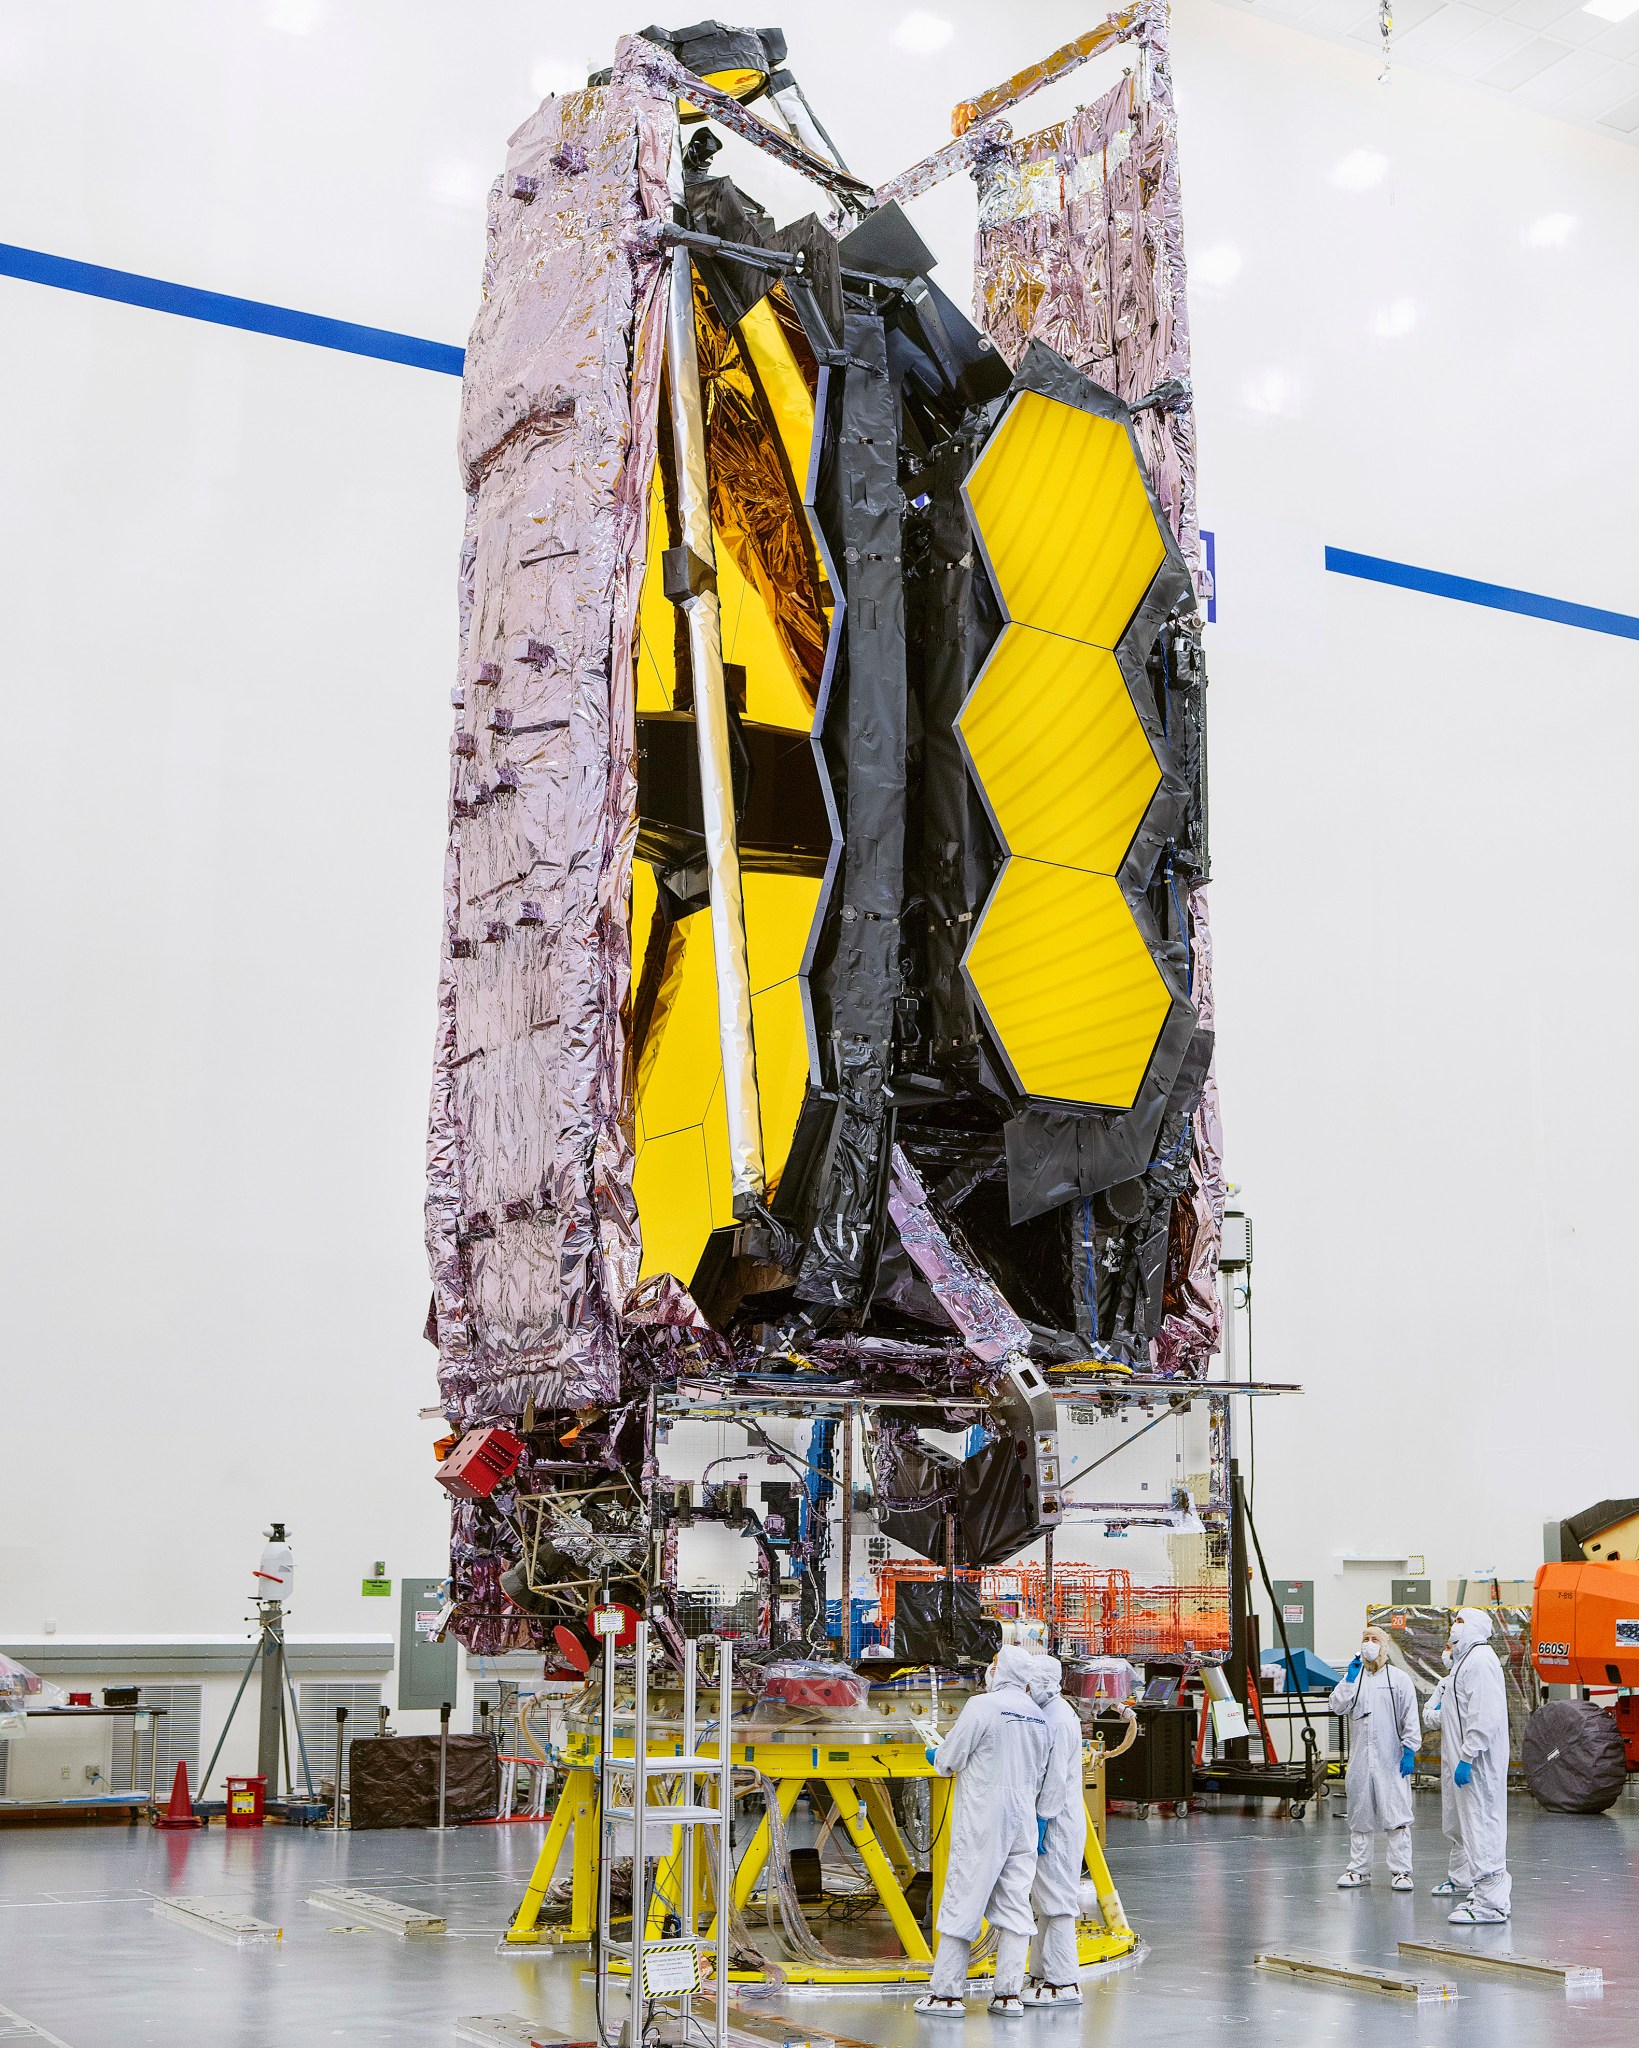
[1193,244,1243,287]
[1524,212,1577,246]
[893,10,955,53]
[1331,148,1388,191]
[1373,298,1417,338]
[1584,0,1639,22]
[1242,367,1303,417]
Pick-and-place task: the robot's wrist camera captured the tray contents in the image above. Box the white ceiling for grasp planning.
[1211,0,1639,144]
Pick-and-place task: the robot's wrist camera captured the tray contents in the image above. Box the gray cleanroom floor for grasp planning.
[2,1795,1637,2048]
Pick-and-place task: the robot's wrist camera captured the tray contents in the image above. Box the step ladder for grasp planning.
[595,1622,732,2048]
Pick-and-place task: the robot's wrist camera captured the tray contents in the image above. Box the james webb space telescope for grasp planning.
[424,15,1217,1657]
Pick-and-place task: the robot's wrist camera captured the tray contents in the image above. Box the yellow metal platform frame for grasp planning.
[505,1726,1136,1985]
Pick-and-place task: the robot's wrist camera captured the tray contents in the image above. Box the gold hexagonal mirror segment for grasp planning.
[631,868,820,1285]
[964,390,1167,650]
[958,623,1161,875]
[963,859,1173,1111]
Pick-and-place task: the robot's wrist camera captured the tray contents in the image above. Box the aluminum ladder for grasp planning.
[595,1623,733,2048]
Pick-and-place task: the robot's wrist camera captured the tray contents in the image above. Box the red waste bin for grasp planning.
[225,1774,266,1828]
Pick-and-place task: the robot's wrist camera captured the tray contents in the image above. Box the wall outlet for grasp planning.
[60,1766,71,1781]
[42,1619,56,1635]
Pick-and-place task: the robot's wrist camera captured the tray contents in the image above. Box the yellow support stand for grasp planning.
[505,1723,1139,1982]
[505,1764,597,1945]
[822,1777,931,1964]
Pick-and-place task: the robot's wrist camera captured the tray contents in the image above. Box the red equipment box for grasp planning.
[1613,1693,1639,1770]
[758,1664,870,1715]
[436,1426,525,1501]
[225,1774,266,1829]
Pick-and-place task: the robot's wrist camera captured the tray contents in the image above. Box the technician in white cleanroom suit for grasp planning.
[1432,1608,1513,1922]
[914,1645,1050,2019]
[1021,1654,1087,2007]
[1327,1626,1421,1889]
[1423,1661,1467,1898]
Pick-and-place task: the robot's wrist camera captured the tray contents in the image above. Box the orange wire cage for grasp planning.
[1105,1584,1232,1660]
[871,1561,1230,1661]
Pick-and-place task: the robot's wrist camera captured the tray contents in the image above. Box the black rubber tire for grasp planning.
[1522,1700,1628,1812]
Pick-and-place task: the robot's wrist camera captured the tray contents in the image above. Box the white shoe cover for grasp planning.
[1021,1983,1083,2007]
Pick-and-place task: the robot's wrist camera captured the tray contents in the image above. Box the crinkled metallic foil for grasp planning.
[694,283,826,706]
[426,43,671,1430]
[627,42,872,209]
[972,2,1203,602]
[887,1145,1031,1365]
[872,118,1014,212]
[950,10,1140,137]
[973,2,1222,1378]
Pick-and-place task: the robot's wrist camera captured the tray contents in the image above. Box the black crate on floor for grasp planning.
[1096,1705,1195,1804]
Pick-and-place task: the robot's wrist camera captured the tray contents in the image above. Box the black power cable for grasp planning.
[1239,1480,1322,1801]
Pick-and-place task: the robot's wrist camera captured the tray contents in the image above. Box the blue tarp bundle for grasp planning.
[1261,1647,1342,1694]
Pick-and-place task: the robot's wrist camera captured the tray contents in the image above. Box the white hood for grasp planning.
[1450,1607,1494,1655]
[988,1644,1040,1694]
[1025,1654,1063,1706]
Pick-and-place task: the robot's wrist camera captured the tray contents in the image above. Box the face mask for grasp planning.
[1360,1639,1385,1666]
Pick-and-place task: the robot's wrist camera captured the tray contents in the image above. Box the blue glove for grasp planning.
[1346,1656,1362,1680]
[1454,1760,1472,1787]
[1037,1816,1049,1853]
[925,1746,939,1766]
[1399,1747,1416,1777]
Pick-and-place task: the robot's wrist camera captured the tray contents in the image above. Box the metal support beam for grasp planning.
[1398,1942,1602,1993]
[1255,1952,1455,2002]
[256,1604,284,1798]
[663,247,765,1208]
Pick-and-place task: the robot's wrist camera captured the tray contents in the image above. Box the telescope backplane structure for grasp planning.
[424,9,1224,1660]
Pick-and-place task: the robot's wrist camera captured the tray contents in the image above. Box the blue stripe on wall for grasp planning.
[0,242,465,377]
[1325,546,1639,644]
[2,242,1632,653]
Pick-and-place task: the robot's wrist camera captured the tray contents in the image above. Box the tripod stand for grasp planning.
[200,1599,318,1803]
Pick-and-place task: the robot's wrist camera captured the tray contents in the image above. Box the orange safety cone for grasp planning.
[154,1760,206,1830]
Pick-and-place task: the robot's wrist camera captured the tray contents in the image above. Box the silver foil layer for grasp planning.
[972,2,1203,602]
[426,44,672,1426]
[887,1144,1031,1365]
